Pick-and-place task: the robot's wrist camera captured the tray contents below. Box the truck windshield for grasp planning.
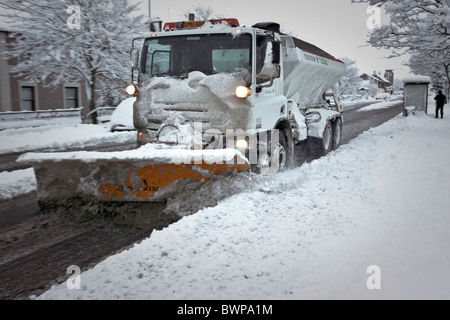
[140,33,252,80]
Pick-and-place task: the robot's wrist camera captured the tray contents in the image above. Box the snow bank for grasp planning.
[357,100,400,112]
[0,168,36,200]
[109,98,135,129]
[35,111,450,300]
[200,21,234,30]
[341,97,376,109]
[0,124,135,155]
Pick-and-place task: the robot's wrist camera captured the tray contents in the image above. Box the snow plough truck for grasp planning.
[19,18,347,208]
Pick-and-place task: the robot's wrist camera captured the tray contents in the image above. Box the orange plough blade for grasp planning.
[18,147,249,208]
[98,161,249,200]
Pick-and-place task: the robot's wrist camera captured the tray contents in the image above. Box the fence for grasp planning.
[0,107,117,129]
[0,108,83,122]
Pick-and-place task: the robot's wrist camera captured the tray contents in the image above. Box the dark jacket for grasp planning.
[435,93,447,108]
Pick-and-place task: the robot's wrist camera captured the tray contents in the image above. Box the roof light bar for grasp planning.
[163,18,240,31]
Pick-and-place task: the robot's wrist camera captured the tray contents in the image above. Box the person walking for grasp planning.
[434,90,447,119]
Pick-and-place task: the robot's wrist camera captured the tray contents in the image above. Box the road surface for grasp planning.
[341,100,405,144]
[0,100,403,299]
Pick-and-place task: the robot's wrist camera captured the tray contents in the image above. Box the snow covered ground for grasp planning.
[0,168,36,200]
[0,123,135,155]
[32,109,450,300]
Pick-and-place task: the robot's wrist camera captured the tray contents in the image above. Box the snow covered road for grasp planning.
[35,111,450,300]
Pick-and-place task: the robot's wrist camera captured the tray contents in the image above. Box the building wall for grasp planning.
[0,31,12,112]
[9,77,87,111]
[384,70,394,86]
[0,30,88,114]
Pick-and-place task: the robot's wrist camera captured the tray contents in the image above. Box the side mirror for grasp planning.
[256,41,281,80]
[130,49,140,70]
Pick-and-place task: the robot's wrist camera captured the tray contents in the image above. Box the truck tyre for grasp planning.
[275,130,288,171]
[310,120,332,157]
[252,130,291,174]
[331,118,342,150]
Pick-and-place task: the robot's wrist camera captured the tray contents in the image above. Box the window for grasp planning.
[21,86,35,111]
[65,87,78,109]
[140,33,252,81]
[212,48,250,74]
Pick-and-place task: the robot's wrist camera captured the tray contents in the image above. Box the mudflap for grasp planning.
[27,157,249,210]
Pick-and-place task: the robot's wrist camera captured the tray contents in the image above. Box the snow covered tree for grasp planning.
[0,0,146,123]
[338,57,362,96]
[352,0,450,96]
[181,4,226,20]
[368,82,379,98]
[409,49,449,95]
[393,78,403,91]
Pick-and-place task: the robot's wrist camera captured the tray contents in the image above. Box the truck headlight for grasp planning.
[126,84,137,96]
[236,86,252,98]
[235,139,248,149]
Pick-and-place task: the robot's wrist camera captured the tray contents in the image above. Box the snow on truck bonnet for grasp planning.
[134,71,252,134]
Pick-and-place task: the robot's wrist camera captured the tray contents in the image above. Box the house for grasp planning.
[0,28,88,113]
[360,71,393,92]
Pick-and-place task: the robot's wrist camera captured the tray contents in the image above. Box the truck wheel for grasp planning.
[331,118,342,150]
[310,120,332,157]
[274,131,288,170]
[252,130,289,174]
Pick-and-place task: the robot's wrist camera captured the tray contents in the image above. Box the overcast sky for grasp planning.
[133,0,413,80]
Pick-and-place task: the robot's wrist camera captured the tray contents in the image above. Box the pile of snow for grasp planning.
[0,168,36,200]
[341,97,376,109]
[109,98,135,131]
[134,71,251,135]
[200,21,234,30]
[35,111,450,300]
[0,124,135,155]
[357,100,400,112]
[157,113,204,147]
